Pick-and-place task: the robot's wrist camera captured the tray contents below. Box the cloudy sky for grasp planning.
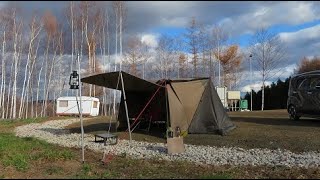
[4,1,320,92]
[124,1,320,92]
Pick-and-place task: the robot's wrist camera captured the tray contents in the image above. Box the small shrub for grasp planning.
[82,163,92,174]
[2,154,28,171]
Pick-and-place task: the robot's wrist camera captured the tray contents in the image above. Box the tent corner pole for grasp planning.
[120,71,132,142]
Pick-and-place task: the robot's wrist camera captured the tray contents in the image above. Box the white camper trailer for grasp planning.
[56,96,100,116]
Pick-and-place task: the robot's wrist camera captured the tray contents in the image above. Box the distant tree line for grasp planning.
[244,78,289,110]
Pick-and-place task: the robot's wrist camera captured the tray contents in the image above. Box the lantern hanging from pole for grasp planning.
[69,70,79,89]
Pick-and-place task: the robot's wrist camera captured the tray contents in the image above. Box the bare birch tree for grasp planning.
[211,24,228,86]
[41,11,60,117]
[10,8,23,119]
[0,9,12,118]
[18,14,42,118]
[185,17,200,78]
[155,35,176,79]
[250,28,286,111]
[122,35,150,77]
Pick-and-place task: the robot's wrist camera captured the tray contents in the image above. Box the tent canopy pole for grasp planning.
[120,71,132,142]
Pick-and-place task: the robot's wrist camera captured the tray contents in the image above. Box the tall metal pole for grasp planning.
[218,40,221,87]
[120,71,132,142]
[77,53,85,163]
[250,54,253,111]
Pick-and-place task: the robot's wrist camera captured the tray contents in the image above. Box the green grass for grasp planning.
[74,163,101,179]
[0,118,45,132]
[0,133,75,171]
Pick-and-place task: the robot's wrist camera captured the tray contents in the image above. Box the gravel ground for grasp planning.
[14,118,320,168]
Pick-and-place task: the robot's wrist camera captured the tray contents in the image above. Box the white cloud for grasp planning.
[220,1,320,36]
[241,81,273,92]
[279,24,320,43]
[254,7,269,17]
[141,34,159,48]
[277,24,320,65]
[160,16,190,27]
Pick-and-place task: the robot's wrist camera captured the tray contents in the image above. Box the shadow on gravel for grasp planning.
[68,122,118,134]
[67,122,167,140]
[40,128,70,135]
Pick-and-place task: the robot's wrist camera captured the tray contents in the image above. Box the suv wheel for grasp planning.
[289,105,300,120]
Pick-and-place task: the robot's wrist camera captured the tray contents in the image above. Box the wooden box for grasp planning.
[167,137,185,154]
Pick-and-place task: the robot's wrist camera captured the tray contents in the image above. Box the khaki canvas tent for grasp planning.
[81,71,235,135]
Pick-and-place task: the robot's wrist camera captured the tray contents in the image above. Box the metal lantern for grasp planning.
[69,71,79,89]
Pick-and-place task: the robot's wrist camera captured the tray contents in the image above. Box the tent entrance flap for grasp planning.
[169,80,207,132]
[117,80,167,131]
[126,80,167,133]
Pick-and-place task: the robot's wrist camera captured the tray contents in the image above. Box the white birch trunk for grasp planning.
[6,57,14,119]
[0,31,6,119]
[41,37,50,117]
[113,5,118,116]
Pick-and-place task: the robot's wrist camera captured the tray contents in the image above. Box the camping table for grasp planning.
[94,133,118,146]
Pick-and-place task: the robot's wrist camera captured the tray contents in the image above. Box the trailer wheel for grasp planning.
[289,105,300,121]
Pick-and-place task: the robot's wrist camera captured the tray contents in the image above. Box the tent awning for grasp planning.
[81,71,165,92]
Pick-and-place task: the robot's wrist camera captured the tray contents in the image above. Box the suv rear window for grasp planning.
[298,78,310,90]
[291,77,305,90]
[310,76,320,89]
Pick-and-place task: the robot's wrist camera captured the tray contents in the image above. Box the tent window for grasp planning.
[93,101,98,108]
[59,100,68,107]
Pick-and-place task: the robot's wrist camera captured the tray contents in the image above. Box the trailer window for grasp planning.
[59,100,68,107]
[93,101,98,108]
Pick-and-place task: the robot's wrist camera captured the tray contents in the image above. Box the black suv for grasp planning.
[287,70,320,120]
